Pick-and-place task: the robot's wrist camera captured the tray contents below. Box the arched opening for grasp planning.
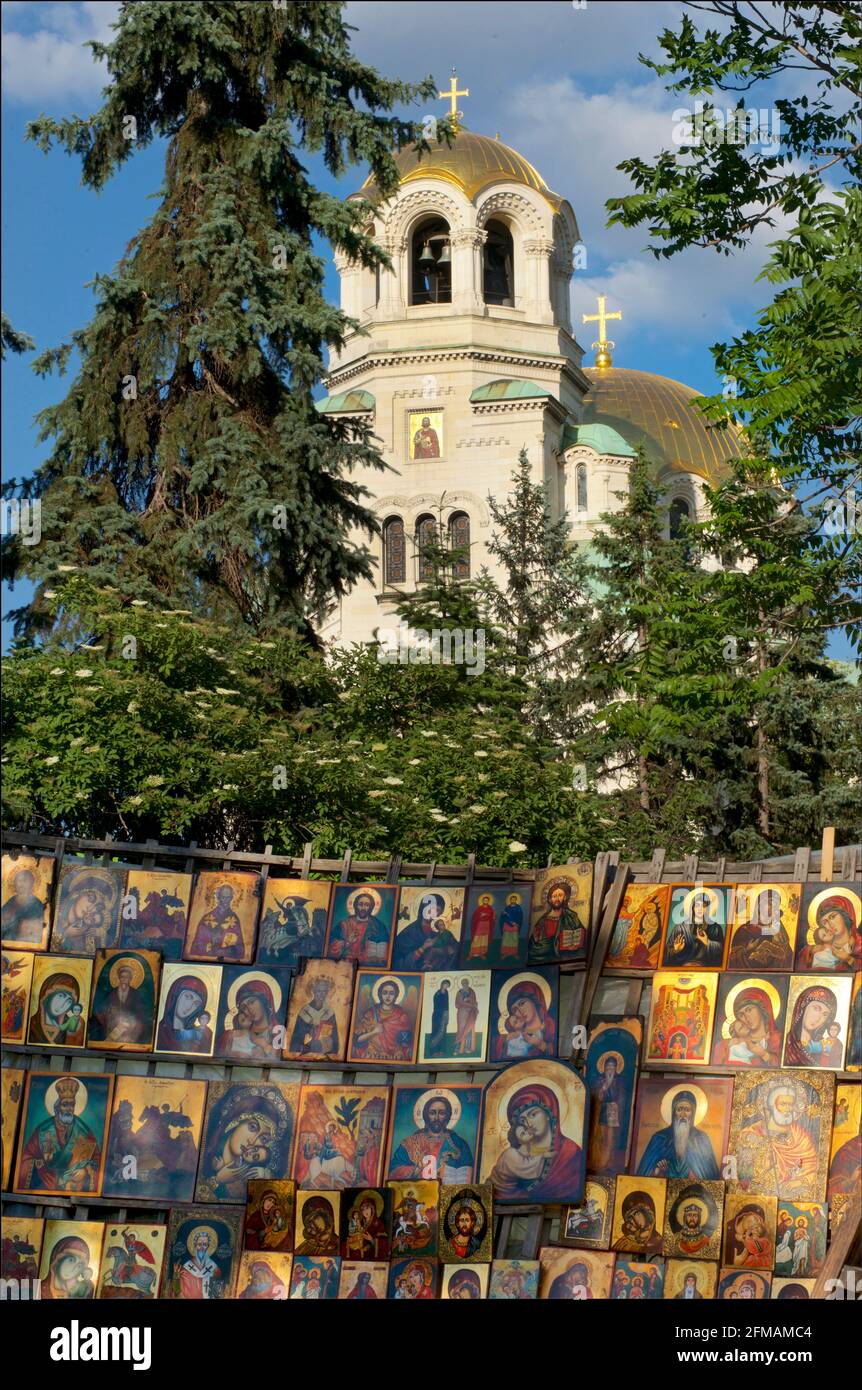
[483,219,514,306]
[669,497,691,539]
[411,217,451,305]
[415,513,437,580]
[383,516,406,585]
[449,511,471,578]
[576,463,588,513]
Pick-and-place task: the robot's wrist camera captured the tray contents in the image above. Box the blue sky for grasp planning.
[2,1,844,650]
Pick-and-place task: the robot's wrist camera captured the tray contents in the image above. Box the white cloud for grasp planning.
[1,1,119,104]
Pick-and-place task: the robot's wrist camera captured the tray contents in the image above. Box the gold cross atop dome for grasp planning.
[438,69,469,131]
[582,294,622,368]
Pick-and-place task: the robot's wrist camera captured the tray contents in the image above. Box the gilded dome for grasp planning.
[359,130,562,208]
[581,367,746,485]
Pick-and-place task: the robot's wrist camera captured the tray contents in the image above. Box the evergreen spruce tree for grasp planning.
[1,313,34,358]
[7,1,442,636]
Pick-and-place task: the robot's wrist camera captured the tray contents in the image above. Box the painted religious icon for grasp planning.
[1,1068,24,1189]
[711,974,788,1068]
[394,885,465,971]
[389,1180,439,1256]
[774,1201,827,1278]
[772,1277,817,1299]
[728,1069,835,1202]
[340,1187,391,1261]
[418,968,490,1064]
[1,948,34,1042]
[633,1077,734,1181]
[386,1084,482,1184]
[347,969,422,1064]
[283,958,352,1061]
[488,1259,539,1300]
[289,1254,341,1299]
[164,1206,243,1300]
[479,1059,587,1205]
[120,868,193,960]
[489,966,558,1062]
[295,1191,341,1255]
[338,1260,388,1299]
[256,877,332,968]
[718,1268,772,1299]
[442,1265,489,1299]
[781,973,852,1069]
[663,1180,724,1261]
[1,1216,44,1284]
[196,1080,299,1203]
[726,883,801,972]
[388,1255,439,1300]
[97,1224,166,1299]
[585,1018,641,1175]
[611,1258,665,1300]
[184,870,260,963]
[244,1179,296,1253]
[560,1176,615,1248]
[796,884,862,971]
[236,1251,292,1299]
[155,961,220,1056]
[325,882,399,966]
[660,884,733,969]
[293,1085,389,1190]
[14,1072,114,1197]
[611,1175,667,1254]
[847,970,861,1069]
[538,1248,614,1300]
[1,853,53,950]
[723,1192,777,1269]
[826,1083,861,1235]
[102,1075,207,1203]
[51,862,124,954]
[408,408,443,460]
[645,970,718,1065]
[26,953,92,1047]
[461,884,530,968]
[213,964,290,1062]
[39,1221,104,1299]
[87,948,159,1051]
[529,863,592,964]
[663,1259,718,1300]
[439,1183,493,1263]
[606,883,671,970]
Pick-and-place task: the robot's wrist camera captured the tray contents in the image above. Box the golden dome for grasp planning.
[582,367,746,485]
[358,130,562,208]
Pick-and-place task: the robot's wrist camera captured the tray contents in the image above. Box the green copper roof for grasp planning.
[470,378,553,402]
[315,388,375,414]
[560,420,637,457]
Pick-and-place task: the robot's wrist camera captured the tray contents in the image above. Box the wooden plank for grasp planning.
[794,846,811,884]
[820,827,836,882]
[812,1192,860,1299]
[578,864,631,1050]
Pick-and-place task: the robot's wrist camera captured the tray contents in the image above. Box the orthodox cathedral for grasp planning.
[319,76,743,645]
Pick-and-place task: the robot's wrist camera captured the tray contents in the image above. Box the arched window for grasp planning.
[483,220,514,306]
[415,514,437,580]
[576,463,588,512]
[669,497,691,539]
[383,516,406,585]
[449,511,471,578]
[411,217,451,305]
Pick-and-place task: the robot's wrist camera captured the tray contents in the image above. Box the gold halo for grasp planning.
[186,1225,218,1258]
[806,888,861,940]
[675,1195,709,1225]
[225,969,283,1019]
[721,977,781,1039]
[64,866,120,909]
[506,893,522,906]
[348,1188,384,1218]
[595,1049,625,1075]
[724,1272,766,1298]
[206,876,244,907]
[495,971,552,1032]
[491,1063,581,1144]
[44,1078,88,1117]
[735,884,786,923]
[659,1082,709,1127]
[478,893,493,906]
[540,875,575,906]
[346,886,382,917]
[107,956,145,990]
[678,886,721,921]
[412,1087,462,1130]
[372,974,405,1005]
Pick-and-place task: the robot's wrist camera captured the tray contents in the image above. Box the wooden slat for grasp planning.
[820,827,836,882]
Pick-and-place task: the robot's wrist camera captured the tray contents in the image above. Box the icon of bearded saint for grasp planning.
[736,1078,821,1199]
